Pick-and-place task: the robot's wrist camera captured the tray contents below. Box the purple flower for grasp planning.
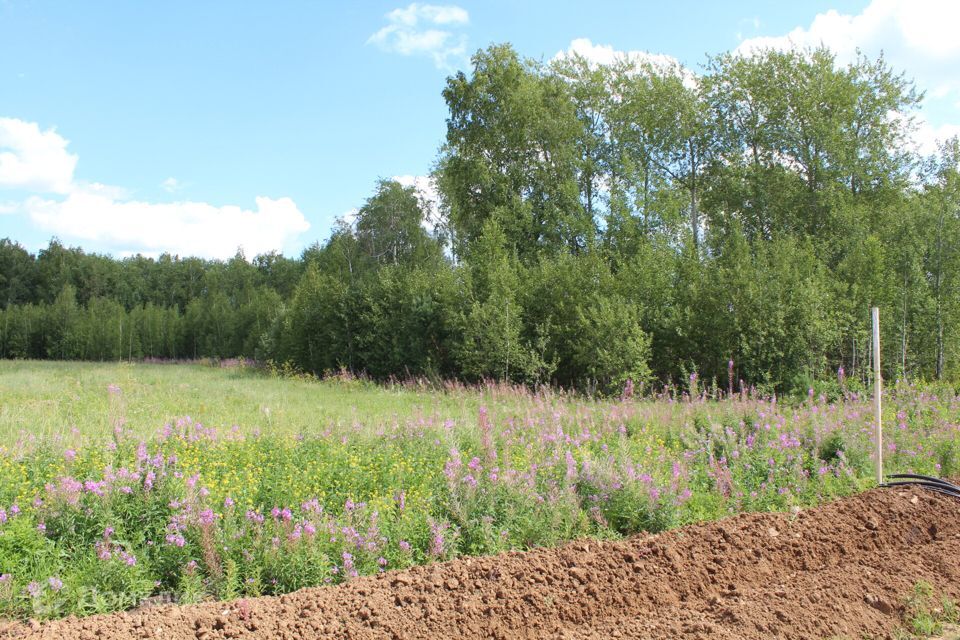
[165,533,186,547]
[26,581,41,598]
[64,449,76,462]
[48,577,63,592]
[96,541,112,561]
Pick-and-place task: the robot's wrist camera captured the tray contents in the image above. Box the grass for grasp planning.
[894,581,960,639]
[2,361,959,620]
[0,360,486,443]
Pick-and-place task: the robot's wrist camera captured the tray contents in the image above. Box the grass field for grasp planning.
[1,361,958,619]
[0,360,484,443]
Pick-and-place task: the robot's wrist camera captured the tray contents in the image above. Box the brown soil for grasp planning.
[4,487,959,640]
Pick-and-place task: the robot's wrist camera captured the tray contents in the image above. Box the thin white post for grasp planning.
[872,307,882,485]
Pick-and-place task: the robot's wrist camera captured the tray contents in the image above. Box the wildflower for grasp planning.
[224,496,234,508]
[48,577,63,592]
[165,533,186,547]
[96,542,112,560]
[64,449,77,462]
[398,540,411,553]
[26,581,41,598]
[37,522,46,533]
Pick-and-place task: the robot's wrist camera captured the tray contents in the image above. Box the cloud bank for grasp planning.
[733,0,960,155]
[367,3,469,69]
[0,117,310,259]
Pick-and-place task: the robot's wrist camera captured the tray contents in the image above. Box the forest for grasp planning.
[1,44,959,394]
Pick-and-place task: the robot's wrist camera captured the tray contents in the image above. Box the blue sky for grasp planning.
[1,0,958,259]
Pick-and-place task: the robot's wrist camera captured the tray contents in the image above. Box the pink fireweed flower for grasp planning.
[96,541,112,560]
[198,509,215,526]
[165,533,186,547]
[84,480,107,496]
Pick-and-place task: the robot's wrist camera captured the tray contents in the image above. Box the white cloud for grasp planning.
[161,177,183,193]
[733,0,960,153]
[553,39,698,89]
[386,3,467,26]
[735,0,960,64]
[911,116,960,157]
[25,189,309,260]
[554,38,680,71]
[367,3,469,69]
[1,117,311,259]
[337,207,359,227]
[0,117,77,194]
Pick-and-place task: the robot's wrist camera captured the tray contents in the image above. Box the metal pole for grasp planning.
[872,307,882,485]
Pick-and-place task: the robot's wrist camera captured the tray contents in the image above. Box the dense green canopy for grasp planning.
[2,44,959,393]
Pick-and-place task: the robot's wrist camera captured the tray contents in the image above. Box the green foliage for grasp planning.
[2,45,959,393]
[2,363,958,620]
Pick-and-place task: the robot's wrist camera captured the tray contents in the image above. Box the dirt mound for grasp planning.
[4,487,959,639]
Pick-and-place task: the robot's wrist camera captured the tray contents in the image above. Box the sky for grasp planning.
[1,0,958,260]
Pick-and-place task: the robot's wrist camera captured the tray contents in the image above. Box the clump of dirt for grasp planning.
[3,487,959,639]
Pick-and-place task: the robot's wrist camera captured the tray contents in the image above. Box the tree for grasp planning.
[438,44,590,259]
[354,180,442,268]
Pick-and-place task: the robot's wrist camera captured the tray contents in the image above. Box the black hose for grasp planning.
[887,473,960,492]
[880,480,960,498]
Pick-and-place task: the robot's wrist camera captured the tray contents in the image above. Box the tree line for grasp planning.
[2,44,959,394]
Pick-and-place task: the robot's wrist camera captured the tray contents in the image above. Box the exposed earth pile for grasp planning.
[3,487,959,639]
